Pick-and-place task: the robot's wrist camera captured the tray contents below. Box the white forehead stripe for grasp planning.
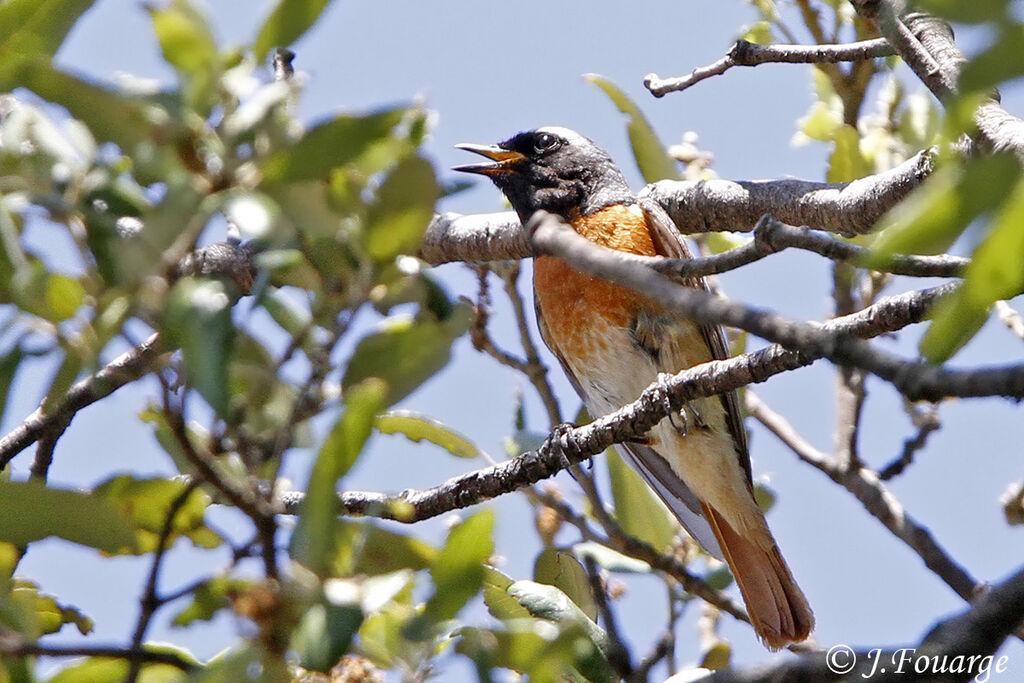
[536,126,592,147]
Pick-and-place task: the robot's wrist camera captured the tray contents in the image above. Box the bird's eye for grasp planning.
[533,132,559,154]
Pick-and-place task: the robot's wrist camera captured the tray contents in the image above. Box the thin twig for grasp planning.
[494,261,563,425]
[583,555,633,680]
[0,640,198,671]
[744,392,978,602]
[0,333,166,468]
[878,401,941,480]
[159,383,278,579]
[645,37,893,97]
[125,479,202,683]
[705,563,1024,682]
[833,263,867,471]
[995,301,1024,341]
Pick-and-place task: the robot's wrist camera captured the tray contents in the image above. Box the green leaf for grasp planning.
[163,278,235,417]
[456,623,613,683]
[741,20,773,45]
[228,331,301,442]
[12,62,162,153]
[0,480,136,553]
[254,0,336,62]
[12,580,92,636]
[260,108,407,185]
[506,580,610,655]
[753,482,776,513]
[48,647,194,682]
[482,567,533,621]
[573,542,651,574]
[0,0,96,83]
[915,0,1010,23]
[375,411,481,459]
[701,641,732,670]
[921,177,1024,361]
[342,307,469,407]
[291,379,387,576]
[795,68,843,143]
[827,125,872,183]
[872,152,1022,258]
[92,476,221,555]
[364,155,439,263]
[606,448,676,552]
[171,576,253,627]
[11,265,86,323]
[584,74,679,183]
[704,565,734,591]
[0,346,23,427]
[533,548,598,621]
[328,520,437,576]
[149,0,219,111]
[41,350,82,413]
[961,25,1024,95]
[423,510,494,623]
[291,602,362,673]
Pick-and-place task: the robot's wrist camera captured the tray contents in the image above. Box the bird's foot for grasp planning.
[542,421,583,472]
[656,372,687,436]
[656,373,709,437]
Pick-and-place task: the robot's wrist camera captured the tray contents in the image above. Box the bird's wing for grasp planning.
[639,197,753,486]
[534,287,725,559]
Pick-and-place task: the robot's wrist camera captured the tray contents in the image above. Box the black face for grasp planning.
[454,127,634,223]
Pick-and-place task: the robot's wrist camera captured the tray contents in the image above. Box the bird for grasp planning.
[454,126,813,649]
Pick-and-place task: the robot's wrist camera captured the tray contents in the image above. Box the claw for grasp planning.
[656,373,687,436]
[542,422,580,471]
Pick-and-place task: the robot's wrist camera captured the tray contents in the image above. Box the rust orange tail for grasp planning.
[701,502,814,649]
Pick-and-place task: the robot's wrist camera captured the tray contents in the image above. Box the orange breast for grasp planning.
[533,204,660,360]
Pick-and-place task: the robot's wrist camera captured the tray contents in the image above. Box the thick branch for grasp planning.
[854,3,1024,159]
[421,150,934,265]
[643,149,933,237]
[529,214,1024,401]
[645,37,894,97]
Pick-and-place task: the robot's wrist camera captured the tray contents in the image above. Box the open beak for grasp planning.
[453,143,526,175]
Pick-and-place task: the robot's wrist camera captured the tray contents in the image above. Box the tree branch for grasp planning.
[853,3,1024,159]
[0,639,198,672]
[278,278,949,521]
[642,149,934,238]
[744,392,977,602]
[644,37,894,97]
[528,213,1024,401]
[0,333,166,469]
[705,563,1024,682]
[421,151,935,265]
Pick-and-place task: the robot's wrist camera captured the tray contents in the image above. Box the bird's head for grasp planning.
[454,126,634,223]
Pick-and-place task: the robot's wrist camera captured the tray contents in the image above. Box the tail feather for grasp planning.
[701,502,814,649]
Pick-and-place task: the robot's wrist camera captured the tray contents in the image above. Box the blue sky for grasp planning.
[6,0,1024,679]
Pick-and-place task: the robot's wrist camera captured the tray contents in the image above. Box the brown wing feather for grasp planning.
[639,198,752,485]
